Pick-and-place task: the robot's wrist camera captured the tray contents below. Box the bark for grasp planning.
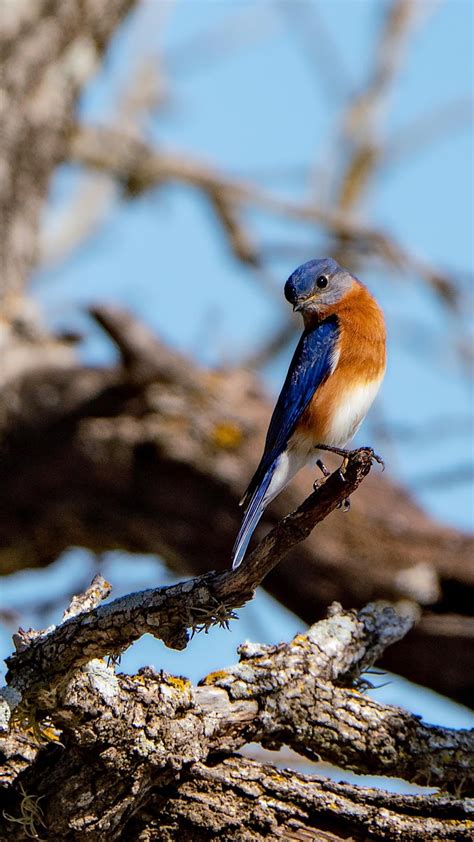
[0,0,137,306]
[0,306,472,705]
[1,592,472,840]
[128,756,473,842]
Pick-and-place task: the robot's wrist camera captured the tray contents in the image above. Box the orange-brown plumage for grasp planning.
[299,279,386,444]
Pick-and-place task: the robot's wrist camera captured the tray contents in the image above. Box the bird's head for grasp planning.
[284,258,355,317]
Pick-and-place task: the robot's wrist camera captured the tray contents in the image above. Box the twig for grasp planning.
[62,574,111,622]
[384,97,474,166]
[68,124,461,304]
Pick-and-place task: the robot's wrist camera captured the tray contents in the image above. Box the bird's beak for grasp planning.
[293,294,317,313]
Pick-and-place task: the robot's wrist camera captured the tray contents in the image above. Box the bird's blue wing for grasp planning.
[232,316,339,568]
[245,315,340,500]
[264,316,339,468]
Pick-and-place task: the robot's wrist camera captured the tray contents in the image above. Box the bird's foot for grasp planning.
[315,444,352,459]
[315,443,384,479]
[315,444,351,481]
[369,449,385,471]
[313,456,332,490]
[337,497,351,512]
[338,456,349,482]
[316,458,330,477]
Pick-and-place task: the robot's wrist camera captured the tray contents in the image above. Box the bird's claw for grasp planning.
[371,450,385,471]
[316,458,331,477]
[314,456,331,490]
[315,444,352,459]
[338,456,349,482]
[316,443,385,473]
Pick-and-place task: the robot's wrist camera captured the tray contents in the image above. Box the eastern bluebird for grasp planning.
[231,257,386,569]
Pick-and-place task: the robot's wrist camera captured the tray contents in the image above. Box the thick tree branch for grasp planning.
[129,756,473,842]
[0,0,138,304]
[3,592,472,795]
[1,599,472,839]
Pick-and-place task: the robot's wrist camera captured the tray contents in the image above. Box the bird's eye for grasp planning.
[316,275,328,289]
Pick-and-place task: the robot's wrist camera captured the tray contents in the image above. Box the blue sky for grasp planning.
[2,0,473,784]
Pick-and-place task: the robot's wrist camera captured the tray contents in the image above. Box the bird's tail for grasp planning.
[231,461,276,570]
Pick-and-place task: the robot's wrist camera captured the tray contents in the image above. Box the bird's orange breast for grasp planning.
[299,281,386,444]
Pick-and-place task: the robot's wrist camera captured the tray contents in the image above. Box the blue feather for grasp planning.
[231,462,276,569]
[232,316,339,568]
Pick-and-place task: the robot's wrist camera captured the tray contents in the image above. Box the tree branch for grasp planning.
[1,598,472,839]
[0,0,138,303]
[68,123,460,304]
[1,446,380,718]
[130,756,473,842]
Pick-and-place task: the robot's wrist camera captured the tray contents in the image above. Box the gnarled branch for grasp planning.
[1,596,472,840]
[129,756,473,842]
[2,446,381,718]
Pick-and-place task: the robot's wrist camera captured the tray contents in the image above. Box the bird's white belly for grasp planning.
[324,377,383,447]
[264,447,310,505]
[263,377,383,505]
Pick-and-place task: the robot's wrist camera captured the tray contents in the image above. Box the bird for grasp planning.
[231,257,386,569]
